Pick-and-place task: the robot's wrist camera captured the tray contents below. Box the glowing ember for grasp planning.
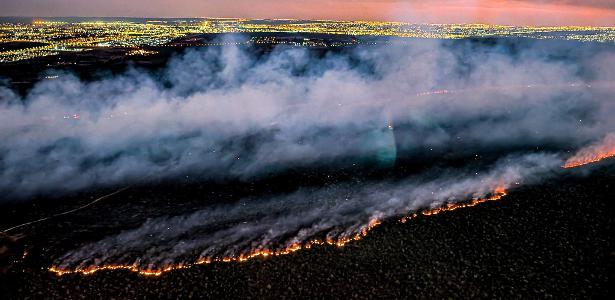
[563,134,615,168]
[46,146,604,278]
[400,187,507,222]
[48,188,507,277]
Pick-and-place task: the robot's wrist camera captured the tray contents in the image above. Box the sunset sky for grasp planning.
[1,0,614,26]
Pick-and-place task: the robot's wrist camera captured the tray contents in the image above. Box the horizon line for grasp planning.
[1,15,614,29]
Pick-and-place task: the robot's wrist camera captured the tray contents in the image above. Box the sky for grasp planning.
[1,0,614,26]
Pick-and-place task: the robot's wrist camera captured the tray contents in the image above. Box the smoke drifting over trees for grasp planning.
[53,153,561,271]
[1,37,614,271]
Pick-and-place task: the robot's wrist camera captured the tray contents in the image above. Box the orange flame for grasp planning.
[400,187,507,222]
[563,134,615,168]
[48,188,507,277]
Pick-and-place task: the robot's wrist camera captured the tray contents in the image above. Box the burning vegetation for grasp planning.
[48,188,507,277]
[564,134,615,168]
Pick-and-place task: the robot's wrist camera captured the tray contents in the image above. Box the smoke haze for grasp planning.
[1,38,614,199]
[1,36,614,271]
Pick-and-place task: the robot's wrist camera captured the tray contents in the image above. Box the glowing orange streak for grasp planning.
[48,188,507,277]
[563,134,615,169]
[400,187,507,222]
[46,85,614,278]
[563,150,615,168]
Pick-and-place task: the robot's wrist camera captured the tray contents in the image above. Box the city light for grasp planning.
[1,19,614,63]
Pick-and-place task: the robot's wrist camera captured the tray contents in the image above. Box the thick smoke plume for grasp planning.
[1,38,614,199]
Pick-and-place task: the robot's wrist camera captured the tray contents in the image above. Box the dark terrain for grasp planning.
[0,162,612,299]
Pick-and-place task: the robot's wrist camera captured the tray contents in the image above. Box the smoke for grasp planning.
[53,153,561,271]
[564,133,615,168]
[0,35,615,269]
[1,36,614,272]
[1,38,614,200]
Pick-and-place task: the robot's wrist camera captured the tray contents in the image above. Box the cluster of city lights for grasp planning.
[1,18,614,62]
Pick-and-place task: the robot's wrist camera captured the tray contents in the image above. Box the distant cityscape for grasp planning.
[1,17,615,63]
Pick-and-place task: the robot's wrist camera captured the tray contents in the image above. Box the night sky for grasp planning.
[0,0,614,26]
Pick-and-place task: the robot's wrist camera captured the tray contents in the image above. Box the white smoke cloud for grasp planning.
[1,38,613,200]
